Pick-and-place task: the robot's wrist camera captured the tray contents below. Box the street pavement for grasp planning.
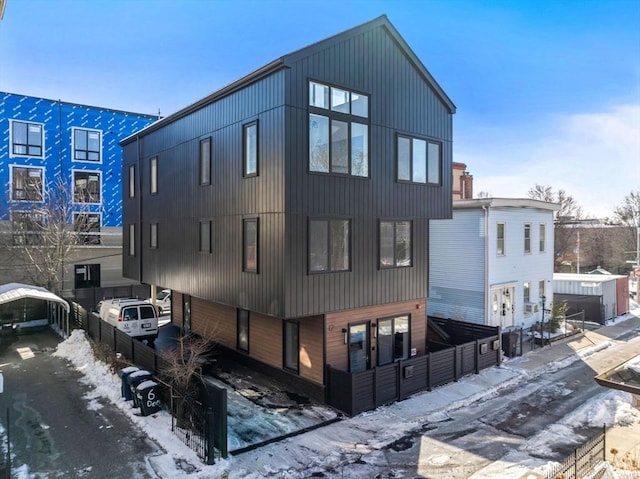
[0,327,162,478]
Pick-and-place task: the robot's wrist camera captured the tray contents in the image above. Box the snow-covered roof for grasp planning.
[0,282,69,313]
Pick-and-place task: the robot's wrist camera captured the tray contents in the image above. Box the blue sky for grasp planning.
[1,0,638,218]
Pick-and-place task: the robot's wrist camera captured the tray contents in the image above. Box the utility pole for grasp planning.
[576,231,580,274]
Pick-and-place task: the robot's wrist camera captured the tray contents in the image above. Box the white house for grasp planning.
[428,198,560,329]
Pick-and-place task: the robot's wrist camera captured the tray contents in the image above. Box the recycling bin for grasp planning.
[136,380,162,416]
[119,366,139,400]
[127,370,152,408]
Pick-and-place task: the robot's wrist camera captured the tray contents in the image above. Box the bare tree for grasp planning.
[613,191,640,228]
[4,176,98,294]
[528,184,584,272]
[476,191,491,198]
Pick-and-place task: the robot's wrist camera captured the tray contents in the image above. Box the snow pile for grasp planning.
[561,390,640,429]
[627,355,640,374]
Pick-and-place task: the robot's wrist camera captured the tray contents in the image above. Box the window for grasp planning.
[284,320,299,372]
[200,220,211,253]
[200,137,211,186]
[129,165,135,198]
[497,223,505,255]
[74,264,100,289]
[397,134,441,184]
[11,166,43,201]
[237,309,249,352]
[539,224,546,252]
[380,220,412,268]
[150,223,158,249]
[11,212,44,245]
[539,280,545,303]
[309,81,369,177]
[11,120,43,157]
[150,156,158,194]
[308,219,350,273]
[129,224,135,256]
[523,281,531,304]
[243,122,258,177]
[73,128,101,162]
[377,315,410,366]
[73,171,101,203]
[524,223,531,253]
[243,218,258,273]
[74,213,101,245]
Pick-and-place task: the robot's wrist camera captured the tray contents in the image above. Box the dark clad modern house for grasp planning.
[121,15,456,407]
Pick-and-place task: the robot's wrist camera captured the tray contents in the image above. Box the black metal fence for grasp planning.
[72,302,226,464]
[545,426,606,479]
[327,318,501,416]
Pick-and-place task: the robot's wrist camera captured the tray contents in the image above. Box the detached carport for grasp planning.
[0,283,70,336]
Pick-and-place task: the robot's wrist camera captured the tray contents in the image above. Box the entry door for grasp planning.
[349,322,370,373]
[490,286,515,328]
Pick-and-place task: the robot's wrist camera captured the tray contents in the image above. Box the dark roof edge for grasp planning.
[121,59,286,145]
[282,15,456,114]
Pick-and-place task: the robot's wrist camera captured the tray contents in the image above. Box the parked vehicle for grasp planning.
[146,289,171,315]
[98,299,158,341]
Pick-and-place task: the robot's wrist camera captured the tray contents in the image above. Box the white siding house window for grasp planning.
[524,223,531,253]
[523,281,531,304]
[496,223,505,255]
[539,224,546,252]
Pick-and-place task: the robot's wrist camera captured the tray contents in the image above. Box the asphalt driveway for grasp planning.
[0,327,162,478]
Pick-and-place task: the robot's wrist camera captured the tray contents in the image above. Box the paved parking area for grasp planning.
[0,327,161,478]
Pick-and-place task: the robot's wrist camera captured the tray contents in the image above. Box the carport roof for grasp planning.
[0,283,69,313]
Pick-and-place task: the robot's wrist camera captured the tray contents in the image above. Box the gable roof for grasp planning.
[122,15,454,145]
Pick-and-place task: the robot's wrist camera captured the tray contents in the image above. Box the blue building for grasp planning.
[0,92,157,292]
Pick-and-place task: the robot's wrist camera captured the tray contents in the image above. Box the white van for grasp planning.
[99,298,159,341]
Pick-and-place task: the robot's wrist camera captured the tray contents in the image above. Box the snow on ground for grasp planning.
[46,308,640,478]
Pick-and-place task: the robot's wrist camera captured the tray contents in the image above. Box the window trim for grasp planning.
[150,156,158,195]
[379,219,413,269]
[10,165,45,202]
[9,119,45,159]
[307,217,352,274]
[243,121,258,178]
[199,137,212,186]
[73,212,102,245]
[71,127,102,163]
[72,169,102,205]
[243,218,259,273]
[396,132,442,185]
[523,281,531,304]
[308,80,370,179]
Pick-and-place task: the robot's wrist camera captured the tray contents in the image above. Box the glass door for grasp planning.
[349,322,370,373]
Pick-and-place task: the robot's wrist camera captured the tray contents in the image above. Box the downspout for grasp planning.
[482,204,489,325]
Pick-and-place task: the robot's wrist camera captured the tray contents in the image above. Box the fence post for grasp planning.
[454,346,459,382]
[427,352,432,391]
[602,423,606,463]
[475,339,480,374]
[206,408,215,465]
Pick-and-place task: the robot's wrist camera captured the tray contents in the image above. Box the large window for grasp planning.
[73,171,101,203]
[377,315,410,366]
[74,213,101,245]
[11,212,44,245]
[380,220,412,268]
[11,166,43,201]
[200,137,212,186]
[237,309,249,352]
[73,128,101,162]
[539,224,546,252]
[11,120,43,157]
[523,281,531,304]
[150,156,158,194]
[243,218,258,273]
[200,220,211,254]
[539,280,545,303]
[284,320,299,372]
[397,135,441,184]
[308,219,350,273]
[309,81,369,177]
[497,223,505,255]
[524,223,531,253]
[243,122,258,177]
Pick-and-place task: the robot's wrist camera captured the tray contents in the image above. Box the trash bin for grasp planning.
[127,370,152,408]
[119,366,140,400]
[136,380,162,416]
